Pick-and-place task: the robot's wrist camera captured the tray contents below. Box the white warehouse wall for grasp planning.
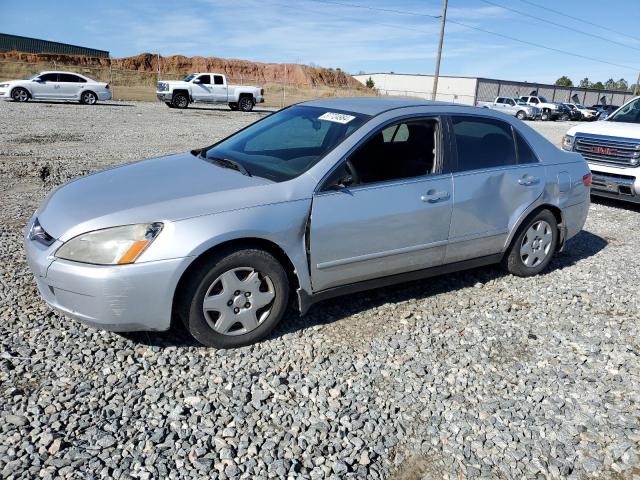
[353,73,478,105]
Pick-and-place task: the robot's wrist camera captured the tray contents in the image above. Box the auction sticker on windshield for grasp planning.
[318,112,356,124]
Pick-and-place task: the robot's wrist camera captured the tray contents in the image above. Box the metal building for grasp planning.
[353,73,636,107]
[0,33,109,58]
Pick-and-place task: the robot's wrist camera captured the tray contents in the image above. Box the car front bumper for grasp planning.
[24,222,192,332]
[157,92,172,101]
[587,163,640,203]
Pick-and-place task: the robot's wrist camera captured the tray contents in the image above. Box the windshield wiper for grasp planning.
[206,156,252,177]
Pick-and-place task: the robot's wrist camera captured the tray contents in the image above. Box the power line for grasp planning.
[306,0,640,71]
[519,0,640,43]
[479,0,640,52]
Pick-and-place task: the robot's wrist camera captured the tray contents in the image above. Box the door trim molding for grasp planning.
[316,239,449,270]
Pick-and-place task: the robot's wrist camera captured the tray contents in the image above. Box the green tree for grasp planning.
[554,76,573,87]
[604,78,616,90]
[592,81,605,90]
[365,76,375,89]
[578,77,590,88]
[615,78,629,91]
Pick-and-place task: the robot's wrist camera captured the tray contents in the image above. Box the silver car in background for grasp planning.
[0,71,111,104]
[24,98,591,348]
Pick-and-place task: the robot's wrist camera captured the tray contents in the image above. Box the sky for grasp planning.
[1,0,639,85]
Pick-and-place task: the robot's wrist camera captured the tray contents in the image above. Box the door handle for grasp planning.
[518,175,540,186]
[421,190,450,203]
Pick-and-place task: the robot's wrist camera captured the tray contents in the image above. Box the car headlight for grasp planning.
[561,135,575,151]
[0,83,9,88]
[55,223,163,265]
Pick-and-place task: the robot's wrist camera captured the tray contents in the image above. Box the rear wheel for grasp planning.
[172,93,189,109]
[516,110,527,120]
[502,210,558,277]
[238,96,254,112]
[11,88,29,102]
[179,248,290,348]
[80,91,97,105]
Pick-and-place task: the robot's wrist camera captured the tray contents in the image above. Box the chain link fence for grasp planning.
[0,59,376,108]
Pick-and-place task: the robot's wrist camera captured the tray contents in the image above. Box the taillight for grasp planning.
[260,88,264,96]
[583,172,592,187]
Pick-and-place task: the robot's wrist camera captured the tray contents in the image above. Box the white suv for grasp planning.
[562,96,640,203]
[0,71,112,105]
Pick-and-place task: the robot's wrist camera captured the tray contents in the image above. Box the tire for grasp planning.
[516,110,527,120]
[502,210,558,277]
[172,93,189,109]
[11,87,29,102]
[540,110,550,121]
[238,96,254,112]
[560,113,570,121]
[165,102,174,108]
[80,91,98,105]
[229,102,239,111]
[179,248,290,348]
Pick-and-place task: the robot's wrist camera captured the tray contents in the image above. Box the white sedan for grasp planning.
[0,71,112,105]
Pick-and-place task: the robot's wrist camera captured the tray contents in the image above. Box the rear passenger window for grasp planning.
[58,74,83,83]
[214,75,224,85]
[452,117,517,171]
[515,131,538,164]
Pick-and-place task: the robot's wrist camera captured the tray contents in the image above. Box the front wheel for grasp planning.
[11,88,29,102]
[540,110,550,121]
[80,91,98,105]
[179,248,290,348]
[502,210,558,277]
[238,96,254,112]
[172,93,189,109]
[516,110,527,120]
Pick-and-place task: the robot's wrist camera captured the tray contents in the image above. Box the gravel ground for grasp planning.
[0,100,639,480]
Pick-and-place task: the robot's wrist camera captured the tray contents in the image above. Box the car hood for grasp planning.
[567,120,640,140]
[37,152,281,241]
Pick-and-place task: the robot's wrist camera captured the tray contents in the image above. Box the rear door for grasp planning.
[445,115,544,263]
[57,73,85,99]
[309,116,453,291]
[211,75,228,102]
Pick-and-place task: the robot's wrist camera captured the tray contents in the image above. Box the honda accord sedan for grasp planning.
[25,98,591,348]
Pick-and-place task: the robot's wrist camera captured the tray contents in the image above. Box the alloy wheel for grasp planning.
[519,220,553,267]
[82,92,97,105]
[202,267,275,336]
[12,89,28,102]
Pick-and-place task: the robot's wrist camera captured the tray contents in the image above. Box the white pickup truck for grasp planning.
[562,96,640,203]
[519,95,561,121]
[156,73,264,111]
[477,96,540,120]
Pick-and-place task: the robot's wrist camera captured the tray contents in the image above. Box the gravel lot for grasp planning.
[1,100,639,480]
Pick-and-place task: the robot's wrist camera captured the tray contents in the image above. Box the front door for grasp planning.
[191,74,213,102]
[30,73,59,99]
[309,118,453,291]
[445,115,545,262]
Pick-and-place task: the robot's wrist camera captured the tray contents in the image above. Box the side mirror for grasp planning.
[193,78,201,84]
[325,171,354,190]
[32,78,43,83]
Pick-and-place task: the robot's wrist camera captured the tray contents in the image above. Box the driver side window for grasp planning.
[326,118,439,189]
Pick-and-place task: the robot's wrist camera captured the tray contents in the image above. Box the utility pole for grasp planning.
[635,71,640,96]
[431,0,448,101]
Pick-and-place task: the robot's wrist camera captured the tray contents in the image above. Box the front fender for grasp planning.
[138,199,314,293]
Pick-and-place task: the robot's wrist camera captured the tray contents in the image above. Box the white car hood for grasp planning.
[567,120,640,140]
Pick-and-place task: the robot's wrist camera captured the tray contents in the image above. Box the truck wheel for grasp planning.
[172,93,189,109]
[516,110,527,120]
[165,102,174,108]
[179,247,290,348]
[502,210,558,277]
[540,110,550,121]
[229,102,239,111]
[238,96,254,112]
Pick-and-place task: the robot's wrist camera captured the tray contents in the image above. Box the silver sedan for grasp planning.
[25,98,591,348]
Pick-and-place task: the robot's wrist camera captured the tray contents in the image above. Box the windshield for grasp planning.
[538,96,549,103]
[183,74,197,82]
[204,105,370,182]
[515,99,527,105]
[26,73,40,80]
[607,98,640,123]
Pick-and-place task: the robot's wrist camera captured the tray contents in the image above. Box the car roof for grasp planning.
[299,97,456,116]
